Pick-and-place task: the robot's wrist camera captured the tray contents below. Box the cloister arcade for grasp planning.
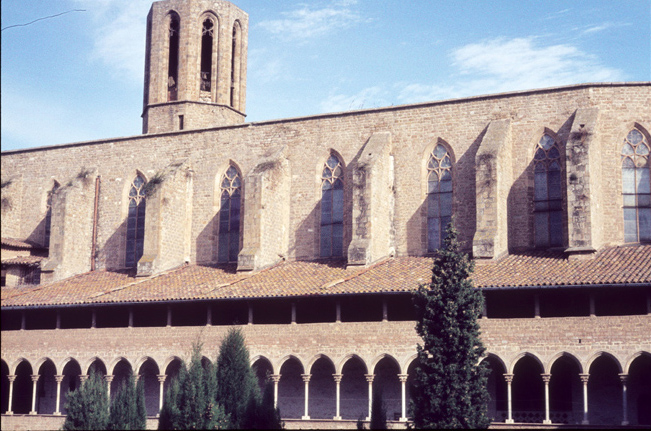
[2,350,649,426]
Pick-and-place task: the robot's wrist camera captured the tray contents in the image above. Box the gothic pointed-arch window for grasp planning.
[320,155,344,258]
[218,166,242,263]
[200,18,214,92]
[126,174,146,268]
[167,14,180,101]
[622,128,650,243]
[427,144,452,251]
[230,21,242,109]
[44,182,59,248]
[533,134,563,247]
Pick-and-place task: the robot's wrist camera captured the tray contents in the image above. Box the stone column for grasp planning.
[105,375,115,400]
[619,373,629,426]
[6,374,16,414]
[398,374,409,421]
[301,374,311,420]
[56,310,61,330]
[336,300,341,323]
[79,374,89,385]
[54,375,64,415]
[248,303,253,325]
[206,305,212,326]
[91,309,97,328]
[134,374,141,384]
[365,374,375,421]
[541,373,551,424]
[504,374,514,423]
[166,306,172,327]
[20,311,26,330]
[271,374,281,409]
[579,373,589,425]
[333,374,343,420]
[291,303,297,324]
[128,308,134,328]
[157,374,167,415]
[30,374,40,414]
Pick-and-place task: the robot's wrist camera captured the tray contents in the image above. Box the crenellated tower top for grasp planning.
[142,0,248,133]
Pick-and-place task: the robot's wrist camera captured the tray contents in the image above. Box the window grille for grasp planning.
[126,174,146,268]
[427,144,452,251]
[218,166,242,263]
[320,155,344,257]
[622,128,651,242]
[533,134,563,247]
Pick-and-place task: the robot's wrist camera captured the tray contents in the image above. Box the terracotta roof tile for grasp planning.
[1,237,40,249]
[1,256,44,266]
[2,245,649,308]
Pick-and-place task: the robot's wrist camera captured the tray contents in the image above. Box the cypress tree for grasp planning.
[256,379,282,429]
[215,328,259,429]
[411,223,490,429]
[370,385,387,430]
[108,373,147,430]
[63,370,109,430]
[158,342,228,430]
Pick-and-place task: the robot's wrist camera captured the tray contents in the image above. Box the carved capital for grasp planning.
[7,374,17,383]
[364,374,375,383]
[55,375,65,383]
[398,374,409,383]
[301,374,312,383]
[157,374,167,383]
[579,373,590,384]
[104,374,115,383]
[270,374,281,383]
[30,374,40,383]
[619,373,629,384]
[503,373,514,383]
[541,373,551,384]
[332,373,343,383]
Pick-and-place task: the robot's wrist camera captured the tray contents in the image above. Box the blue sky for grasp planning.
[2,0,650,151]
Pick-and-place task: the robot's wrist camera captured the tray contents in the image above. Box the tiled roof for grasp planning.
[1,256,44,266]
[1,237,40,249]
[2,245,650,308]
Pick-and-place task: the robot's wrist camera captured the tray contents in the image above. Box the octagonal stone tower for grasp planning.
[142,0,248,133]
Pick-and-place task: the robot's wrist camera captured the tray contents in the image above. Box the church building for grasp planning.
[2,0,650,429]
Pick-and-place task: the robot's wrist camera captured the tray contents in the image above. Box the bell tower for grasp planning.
[142,0,248,134]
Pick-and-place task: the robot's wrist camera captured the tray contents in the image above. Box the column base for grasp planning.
[543,419,552,424]
[54,412,61,416]
[5,411,13,415]
[505,419,514,424]
[333,416,342,420]
[365,417,370,421]
[301,416,310,420]
[622,421,629,426]
[29,411,37,415]
[581,420,589,425]
[399,417,408,422]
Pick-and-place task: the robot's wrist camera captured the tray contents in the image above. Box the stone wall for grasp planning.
[1,84,650,279]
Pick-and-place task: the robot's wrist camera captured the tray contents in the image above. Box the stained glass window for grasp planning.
[427,144,453,251]
[126,174,146,268]
[321,155,344,257]
[533,134,563,248]
[218,166,242,262]
[622,128,650,243]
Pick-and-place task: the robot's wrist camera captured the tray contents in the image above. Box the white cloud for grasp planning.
[258,0,364,42]
[581,22,631,35]
[320,86,389,113]
[395,37,625,104]
[74,0,150,83]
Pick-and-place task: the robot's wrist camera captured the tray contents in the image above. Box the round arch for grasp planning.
[277,354,306,375]
[307,353,336,374]
[370,353,400,374]
[546,351,583,374]
[336,354,368,375]
[624,351,651,374]
[508,351,545,374]
[585,351,623,374]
